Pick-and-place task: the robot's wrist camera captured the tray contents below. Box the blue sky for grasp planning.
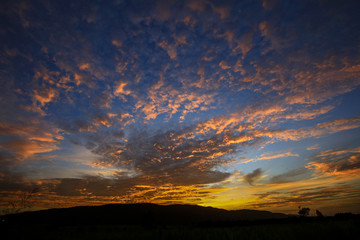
[0,0,360,214]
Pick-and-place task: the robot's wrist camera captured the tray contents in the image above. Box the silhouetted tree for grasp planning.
[4,188,39,214]
[315,209,323,218]
[298,206,310,217]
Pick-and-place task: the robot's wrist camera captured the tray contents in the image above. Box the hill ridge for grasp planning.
[2,203,288,225]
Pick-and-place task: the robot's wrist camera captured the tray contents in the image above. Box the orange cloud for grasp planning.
[112,39,122,48]
[257,151,299,161]
[78,63,90,70]
[0,138,60,158]
[193,113,360,159]
[219,60,231,70]
[187,0,207,12]
[33,88,57,106]
[0,121,63,158]
[136,79,214,120]
[255,115,360,141]
[283,61,360,105]
[259,21,270,38]
[158,41,177,59]
[306,144,320,151]
[33,67,75,92]
[92,114,112,127]
[275,105,334,122]
[115,61,128,73]
[306,146,360,177]
[74,73,83,86]
[114,82,132,101]
[315,147,360,158]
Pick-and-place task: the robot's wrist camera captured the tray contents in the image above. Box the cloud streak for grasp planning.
[307,146,360,177]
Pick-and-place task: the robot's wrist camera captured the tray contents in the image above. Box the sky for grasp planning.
[0,0,360,215]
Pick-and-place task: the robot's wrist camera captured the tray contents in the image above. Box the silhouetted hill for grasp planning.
[1,203,288,225]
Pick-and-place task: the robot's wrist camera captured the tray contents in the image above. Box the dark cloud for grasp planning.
[269,168,309,184]
[83,126,243,186]
[243,168,264,185]
[0,151,38,192]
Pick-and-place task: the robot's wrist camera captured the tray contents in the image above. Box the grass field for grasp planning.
[2,217,359,240]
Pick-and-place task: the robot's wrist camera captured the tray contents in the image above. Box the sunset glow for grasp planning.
[1,0,360,215]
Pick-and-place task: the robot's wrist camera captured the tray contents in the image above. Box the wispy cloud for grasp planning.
[269,168,308,184]
[307,146,360,177]
[306,144,320,151]
[0,121,63,158]
[257,151,299,161]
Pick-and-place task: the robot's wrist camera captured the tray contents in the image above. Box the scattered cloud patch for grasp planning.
[243,168,264,185]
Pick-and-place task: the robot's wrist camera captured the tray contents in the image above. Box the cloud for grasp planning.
[254,115,360,142]
[315,147,360,158]
[275,106,335,122]
[249,185,360,213]
[187,0,207,12]
[210,3,230,19]
[233,32,253,58]
[135,79,215,120]
[111,39,122,48]
[28,85,59,116]
[0,138,60,159]
[219,60,231,70]
[158,41,177,60]
[243,168,264,185]
[114,82,132,99]
[283,64,360,105]
[257,151,299,161]
[94,127,237,183]
[17,175,223,208]
[92,114,112,127]
[1,0,360,211]
[216,30,235,47]
[306,144,320,151]
[92,90,113,109]
[211,162,360,213]
[33,67,74,92]
[56,118,273,198]
[262,0,278,10]
[194,108,359,144]
[0,121,63,158]
[269,168,308,184]
[154,0,173,21]
[115,61,128,74]
[33,88,57,106]
[306,146,360,176]
[78,63,90,70]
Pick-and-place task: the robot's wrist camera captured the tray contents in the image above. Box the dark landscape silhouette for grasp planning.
[2,203,288,225]
[1,203,359,240]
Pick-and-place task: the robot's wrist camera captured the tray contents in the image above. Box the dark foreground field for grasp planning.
[2,218,359,240]
[1,204,359,240]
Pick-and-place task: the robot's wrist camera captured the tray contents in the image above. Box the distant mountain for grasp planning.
[2,203,288,225]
